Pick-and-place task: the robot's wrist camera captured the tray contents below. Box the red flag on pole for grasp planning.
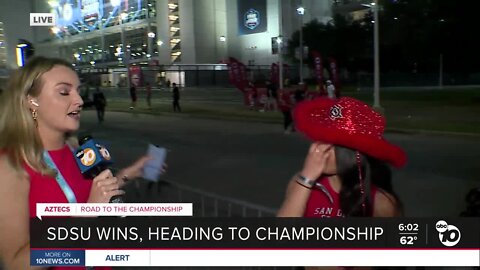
[227,57,248,92]
[228,57,254,107]
[311,51,325,95]
[227,58,236,84]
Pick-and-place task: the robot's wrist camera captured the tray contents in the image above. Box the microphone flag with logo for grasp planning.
[74,135,113,177]
[74,135,123,203]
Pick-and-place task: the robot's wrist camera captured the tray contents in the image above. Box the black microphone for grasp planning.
[74,135,123,203]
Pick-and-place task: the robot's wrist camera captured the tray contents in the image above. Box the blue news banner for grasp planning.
[31,250,85,267]
[30,217,480,267]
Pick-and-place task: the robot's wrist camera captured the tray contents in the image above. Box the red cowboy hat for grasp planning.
[293,97,407,168]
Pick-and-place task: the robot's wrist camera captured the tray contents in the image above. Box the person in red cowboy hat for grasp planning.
[277,97,407,218]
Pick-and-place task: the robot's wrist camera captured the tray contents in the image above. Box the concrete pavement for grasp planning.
[78,110,479,217]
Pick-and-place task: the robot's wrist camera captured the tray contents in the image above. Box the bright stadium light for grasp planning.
[111,0,121,7]
[297,6,305,84]
[296,6,305,15]
[51,27,60,34]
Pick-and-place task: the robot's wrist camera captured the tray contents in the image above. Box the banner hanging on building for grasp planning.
[128,65,143,87]
[237,0,267,35]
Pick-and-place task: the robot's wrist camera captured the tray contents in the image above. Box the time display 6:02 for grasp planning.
[398,223,419,232]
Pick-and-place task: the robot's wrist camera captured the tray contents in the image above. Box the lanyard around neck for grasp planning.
[43,150,77,203]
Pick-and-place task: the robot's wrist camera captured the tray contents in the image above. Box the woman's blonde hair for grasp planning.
[0,56,75,176]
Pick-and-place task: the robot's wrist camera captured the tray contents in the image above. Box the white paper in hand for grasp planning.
[142,144,166,182]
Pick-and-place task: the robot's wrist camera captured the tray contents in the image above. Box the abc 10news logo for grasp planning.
[435,220,461,247]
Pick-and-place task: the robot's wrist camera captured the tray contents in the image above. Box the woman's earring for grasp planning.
[31,109,38,125]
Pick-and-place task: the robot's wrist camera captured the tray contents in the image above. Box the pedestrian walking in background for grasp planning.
[326,80,336,99]
[93,86,107,123]
[294,84,305,104]
[129,85,137,109]
[145,82,152,109]
[265,80,278,111]
[278,89,295,134]
[247,81,258,111]
[172,83,181,112]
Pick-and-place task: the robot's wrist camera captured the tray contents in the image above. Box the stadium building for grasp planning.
[1,0,370,86]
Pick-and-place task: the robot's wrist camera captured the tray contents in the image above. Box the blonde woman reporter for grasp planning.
[0,57,149,270]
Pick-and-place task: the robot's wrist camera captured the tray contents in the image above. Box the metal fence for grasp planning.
[77,64,299,88]
[122,179,277,218]
[52,60,480,89]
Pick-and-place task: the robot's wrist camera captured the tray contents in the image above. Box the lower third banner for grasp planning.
[30,217,480,267]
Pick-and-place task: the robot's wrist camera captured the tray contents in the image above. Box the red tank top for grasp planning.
[26,145,111,270]
[26,145,92,217]
[303,177,377,218]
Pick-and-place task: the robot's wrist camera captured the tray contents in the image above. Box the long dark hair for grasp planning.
[335,146,403,217]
